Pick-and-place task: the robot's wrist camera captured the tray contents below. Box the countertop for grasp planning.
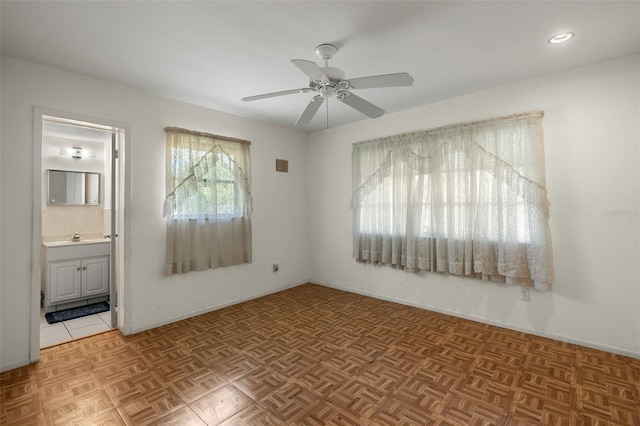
[43,238,110,248]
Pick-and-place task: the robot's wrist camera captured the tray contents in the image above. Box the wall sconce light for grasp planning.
[58,146,94,159]
[70,147,83,158]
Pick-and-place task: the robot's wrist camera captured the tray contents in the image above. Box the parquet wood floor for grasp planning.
[2,283,639,425]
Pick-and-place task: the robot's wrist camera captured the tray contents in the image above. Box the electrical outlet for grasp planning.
[273,264,279,273]
[520,287,531,301]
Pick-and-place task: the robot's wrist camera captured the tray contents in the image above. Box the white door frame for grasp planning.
[31,107,132,363]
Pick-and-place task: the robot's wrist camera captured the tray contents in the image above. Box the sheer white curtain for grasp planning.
[163,127,252,276]
[351,111,554,290]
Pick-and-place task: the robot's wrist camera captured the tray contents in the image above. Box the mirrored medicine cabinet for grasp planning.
[47,169,101,205]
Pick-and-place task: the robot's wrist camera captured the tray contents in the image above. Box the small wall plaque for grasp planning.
[276,159,288,173]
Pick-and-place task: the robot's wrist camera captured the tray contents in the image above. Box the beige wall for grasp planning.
[41,206,103,242]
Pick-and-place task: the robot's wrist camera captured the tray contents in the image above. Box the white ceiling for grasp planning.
[2,1,639,132]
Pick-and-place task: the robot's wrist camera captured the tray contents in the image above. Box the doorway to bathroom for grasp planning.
[31,108,131,360]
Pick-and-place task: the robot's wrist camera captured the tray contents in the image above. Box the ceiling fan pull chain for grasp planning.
[326,99,330,132]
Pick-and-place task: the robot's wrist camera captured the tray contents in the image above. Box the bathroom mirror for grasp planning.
[48,170,101,205]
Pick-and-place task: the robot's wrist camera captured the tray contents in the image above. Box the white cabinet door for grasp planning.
[82,257,109,297]
[50,260,82,303]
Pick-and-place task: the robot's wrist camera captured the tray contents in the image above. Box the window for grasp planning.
[351,111,554,290]
[169,149,241,219]
[163,127,252,275]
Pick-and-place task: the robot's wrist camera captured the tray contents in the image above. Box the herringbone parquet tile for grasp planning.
[2,283,640,425]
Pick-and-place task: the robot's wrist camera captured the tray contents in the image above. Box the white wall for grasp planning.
[0,56,310,371]
[307,54,640,357]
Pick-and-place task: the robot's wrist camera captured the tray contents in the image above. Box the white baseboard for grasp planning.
[312,280,640,360]
[130,281,307,335]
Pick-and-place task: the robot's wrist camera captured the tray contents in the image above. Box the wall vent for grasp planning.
[276,159,288,173]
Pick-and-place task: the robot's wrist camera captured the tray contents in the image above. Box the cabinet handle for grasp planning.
[83,267,87,270]
[76,267,81,271]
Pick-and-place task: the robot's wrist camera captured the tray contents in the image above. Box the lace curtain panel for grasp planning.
[164,127,252,276]
[351,111,554,290]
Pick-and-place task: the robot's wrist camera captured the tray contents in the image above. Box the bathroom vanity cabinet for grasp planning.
[43,240,110,312]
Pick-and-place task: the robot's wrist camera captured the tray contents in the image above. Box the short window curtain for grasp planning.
[163,127,252,276]
[351,111,554,290]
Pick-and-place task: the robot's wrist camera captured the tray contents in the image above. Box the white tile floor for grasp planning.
[40,309,113,348]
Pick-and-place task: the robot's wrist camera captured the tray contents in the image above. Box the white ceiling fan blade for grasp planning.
[296,96,325,125]
[242,88,312,102]
[346,73,414,90]
[337,92,385,118]
[291,59,327,82]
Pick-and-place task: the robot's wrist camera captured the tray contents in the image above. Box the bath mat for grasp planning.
[45,301,109,324]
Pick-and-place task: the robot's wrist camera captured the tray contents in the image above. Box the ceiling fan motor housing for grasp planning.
[310,80,350,99]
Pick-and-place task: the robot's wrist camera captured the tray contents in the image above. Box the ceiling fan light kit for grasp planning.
[242,43,414,127]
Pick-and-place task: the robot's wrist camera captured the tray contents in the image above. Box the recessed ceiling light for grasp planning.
[548,32,575,44]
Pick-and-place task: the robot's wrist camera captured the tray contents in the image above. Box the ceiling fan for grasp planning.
[242,43,414,126]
